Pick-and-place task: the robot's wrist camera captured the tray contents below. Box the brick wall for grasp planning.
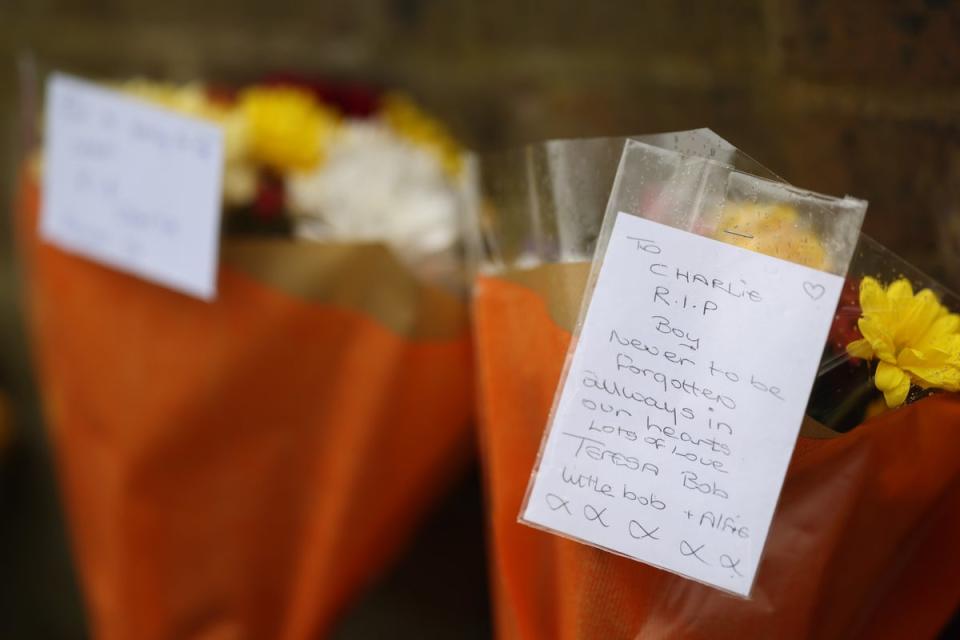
[2,0,960,281]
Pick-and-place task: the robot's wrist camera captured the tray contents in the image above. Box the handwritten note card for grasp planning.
[42,73,224,300]
[522,212,844,596]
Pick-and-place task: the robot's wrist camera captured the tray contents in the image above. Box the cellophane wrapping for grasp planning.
[468,132,960,639]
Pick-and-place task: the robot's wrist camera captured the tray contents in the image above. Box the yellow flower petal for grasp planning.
[935,313,960,335]
[895,288,942,344]
[875,361,911,407]
[240,87,338,172]
[899,348,960,391]
[886,278,914,307]
[858,277,887,316]
[846,338,875,359]
[916,313,960,350]
[858,316,896,362]
[882,379,911,408]
[875,360,906,391]
[898,346,951,368]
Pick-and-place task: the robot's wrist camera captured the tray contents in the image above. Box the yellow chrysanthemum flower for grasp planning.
[846,277,960,407]
[240,87,339,173]
[715,203,830,271]
[381,93,463,178]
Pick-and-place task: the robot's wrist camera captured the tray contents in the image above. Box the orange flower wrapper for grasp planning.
[17,175,473,639]
[473,264,960,640]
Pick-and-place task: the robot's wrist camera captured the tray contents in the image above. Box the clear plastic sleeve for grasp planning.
[469,133,960,638]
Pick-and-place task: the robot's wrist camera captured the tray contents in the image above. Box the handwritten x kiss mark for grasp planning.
[545,493,571,514]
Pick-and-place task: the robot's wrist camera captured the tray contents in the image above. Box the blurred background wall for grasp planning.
[3,0,960,275]
[1,1,959,638]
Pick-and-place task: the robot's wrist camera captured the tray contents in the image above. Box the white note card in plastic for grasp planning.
[522,212,844,596]
[41,73,224,300]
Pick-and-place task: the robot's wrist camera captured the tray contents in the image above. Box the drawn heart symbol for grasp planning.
[803,281,826,301]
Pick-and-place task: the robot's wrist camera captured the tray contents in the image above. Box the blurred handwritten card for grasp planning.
[521,212,843,596]
[41,73,223,300]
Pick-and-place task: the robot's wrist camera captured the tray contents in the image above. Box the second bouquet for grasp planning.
[18,74,475,639]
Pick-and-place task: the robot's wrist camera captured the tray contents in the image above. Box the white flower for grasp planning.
[286,121,461,267]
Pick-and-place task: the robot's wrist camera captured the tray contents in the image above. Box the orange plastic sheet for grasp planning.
[474,267,960,640]
[17,176,474,640]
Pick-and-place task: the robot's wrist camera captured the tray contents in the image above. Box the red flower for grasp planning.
[829,278,863,356]
[258,73,381,118]
[253,171,285,220]
[204,83,238,107]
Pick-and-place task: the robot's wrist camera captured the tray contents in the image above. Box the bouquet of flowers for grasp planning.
[16,73,474,639]
[468,132,960,639]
